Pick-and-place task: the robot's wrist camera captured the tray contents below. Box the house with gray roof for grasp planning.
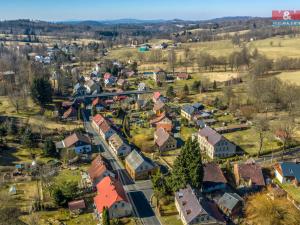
[217,192,243,218]
[274,162,300,186]
[175,185,225,225]
[125,150,157,180]
[181,103,205,121]
[181,105,195,121]
[198,126,236,159]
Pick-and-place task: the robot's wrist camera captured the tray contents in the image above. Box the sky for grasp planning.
[0,0,299,21]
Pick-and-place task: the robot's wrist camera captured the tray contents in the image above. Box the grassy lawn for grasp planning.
[21,210,97,225]
[276,70,300,85]
[158,201,183,225]
[180,126,197,141]
[160,149,181,167]
[130,125,155,152]
[275,179,300,203]
[54,169,82,185]
[224,128,281,156]
[21,210,136,225]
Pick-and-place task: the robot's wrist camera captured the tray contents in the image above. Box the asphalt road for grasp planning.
[254,147,300,164]
[82,111,161,225]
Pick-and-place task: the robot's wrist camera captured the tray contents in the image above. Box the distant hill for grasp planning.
[60,18,166,26]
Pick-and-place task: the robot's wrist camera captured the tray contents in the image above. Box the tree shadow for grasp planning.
[0,146,21,166]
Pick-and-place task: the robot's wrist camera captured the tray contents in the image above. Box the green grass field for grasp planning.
[276,70,300,85]
[224,128,281,156]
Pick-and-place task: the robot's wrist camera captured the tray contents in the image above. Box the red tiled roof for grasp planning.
[93,114,105,126]
[177,73,189,79]
[88,155,110,181]
[203,162,227,184]
[104,73,112,80]
[99,120,112,133]
[94,176,128,213]
[235,163,265,186]
[150,112,166,125]
[63,132,91,148]
[62,107,77,119]
[153,92,161,100]
[92,97,101,106]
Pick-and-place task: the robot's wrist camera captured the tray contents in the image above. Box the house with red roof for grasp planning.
[234,161,265,191]
[94,176,132,219]
[150,112,173,132]
[99,120,116,140]
[198,126,236,159]
[88,155,115,186]
[176,73,190,80]
[62,106,77,121]
[92,97,106,111]
[203,162,227,193]
[92,114,115,140]
[152,91,165,103]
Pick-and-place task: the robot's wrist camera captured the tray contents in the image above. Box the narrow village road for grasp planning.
[82,110,162,225]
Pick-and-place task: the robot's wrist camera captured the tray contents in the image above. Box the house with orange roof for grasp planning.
[92,114,115,140]
[62,106,77,121]
[88,155,115,186]
[94,176,131,219]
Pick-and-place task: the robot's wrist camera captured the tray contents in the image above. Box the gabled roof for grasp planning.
[62,107,77,119]
[68,199,86,211]
[92,97,104,107]
[62,132,91,148]
[94,176,128,213]
[93,114,105,126]
[235,162,265,186]
[125,150,155,171]
[155,128,174,147]
[157,117,172,125]
[175,185,207,224]
[88,155,112,181]
[198,126,224,146]
[218,192,243,211]
[203,162,227,184]
[150,112,167,125]
[108,133,129,151]
[104,72,112,80]
[177,73,189,79]
[99,120,113,134]
[182,105,195,115]
[153,91,161,100]
[153,100,165,111]
[275,162,300,182]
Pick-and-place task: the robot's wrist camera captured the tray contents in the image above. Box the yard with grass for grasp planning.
[275,179,300,203]
[157,200,183,225]
[180,126,197,141]
[130,125,155,152]
[224,128,281,156]
[276,70,300,85]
